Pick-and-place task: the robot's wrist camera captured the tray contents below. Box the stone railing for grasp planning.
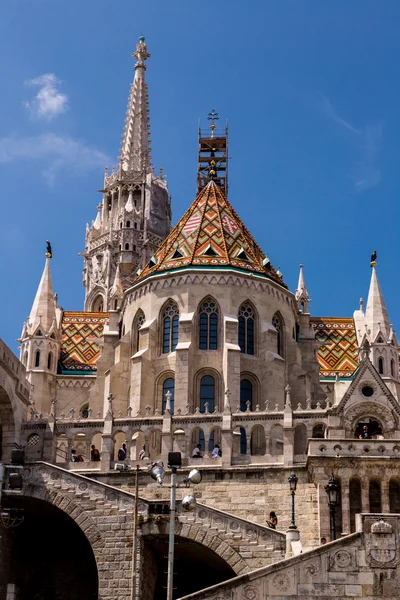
[308,438,400,458]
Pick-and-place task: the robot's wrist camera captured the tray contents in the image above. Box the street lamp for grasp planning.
[288,471,298,529]
[325,474,339,541]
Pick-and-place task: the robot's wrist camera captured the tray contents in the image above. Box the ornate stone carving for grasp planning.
[271,572,291,592]
[329,549,355,571]
[242,585,259,600]
[366,519,399,568]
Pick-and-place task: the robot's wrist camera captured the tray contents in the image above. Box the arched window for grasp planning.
[294,424,307,454]
[240,379,253,412]
[114,298,118,310]
[200,376,215,413]
[233,427,247,455]
[349,478,362,533]
[391,359,396,377]
[124,243,129,250]
[162,378,175,414]
[389,479,400,513]
[199,298,218,350]
[369,479,382,513]
[312,424,325,439]
[47,352,53,370]
[35,350,40,368]
[126,221,131,228]
[272,313,284,356]
[92,295,104,312]
[162,302,179,353]
[131,310,145,354]
[23,352,28,367]
[250,425,266,455]
[378,357,384,375]
[238,303,255,355]
[80,404,89,419]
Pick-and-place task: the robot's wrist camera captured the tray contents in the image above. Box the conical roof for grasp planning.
[137,181,286,286]
[26,257,57,335]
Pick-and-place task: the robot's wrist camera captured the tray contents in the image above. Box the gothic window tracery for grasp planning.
[92,295,104,312]
[162,302,179,353]
[238,303,255,355]
[199,298,218,350]
[272,313,284,356]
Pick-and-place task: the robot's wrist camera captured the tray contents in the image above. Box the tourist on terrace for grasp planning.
[192,444,202,458]
[211,444,221,458]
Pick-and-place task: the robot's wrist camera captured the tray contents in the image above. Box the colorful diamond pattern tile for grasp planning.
[137,181,286,286]
[59,311,109,373]
[310,317,359,378]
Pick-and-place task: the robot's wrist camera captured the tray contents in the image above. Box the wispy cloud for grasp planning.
[0,133,110,184]
[320,94,383,192]
[24,73,69,120]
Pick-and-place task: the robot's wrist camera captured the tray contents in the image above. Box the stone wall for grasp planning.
[177,514,400,600]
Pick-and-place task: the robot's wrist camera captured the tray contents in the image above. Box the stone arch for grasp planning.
[131,308,145,355]
[155,370,175,413]
[343,402,398,438]
[159,297,180,354]
[24,484,103,548]
[0,383,17,461]
[270,424,284,456]
[171,521,249,576]
[250,424,266,455]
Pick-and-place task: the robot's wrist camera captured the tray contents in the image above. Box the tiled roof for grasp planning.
[311,317,359,379]
[137,180,286,287]
[58,312,109,375]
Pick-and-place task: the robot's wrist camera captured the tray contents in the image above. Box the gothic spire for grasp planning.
[26,256,57,336]
[295,264,311,313]
[365,263,391,340]
[120,36,151,174]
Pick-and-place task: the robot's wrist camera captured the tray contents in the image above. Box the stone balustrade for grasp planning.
[308,438,400,458]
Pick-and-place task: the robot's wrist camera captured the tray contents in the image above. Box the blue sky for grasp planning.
[1,0,400,351]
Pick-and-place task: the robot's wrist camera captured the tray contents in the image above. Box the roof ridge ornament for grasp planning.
[132,36,151,69]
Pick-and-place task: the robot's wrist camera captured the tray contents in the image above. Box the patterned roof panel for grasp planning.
[59,311,109,374]
[137,181,286,287]
[311,317,359,379]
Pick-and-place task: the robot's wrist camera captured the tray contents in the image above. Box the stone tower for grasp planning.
[82,36,171,312]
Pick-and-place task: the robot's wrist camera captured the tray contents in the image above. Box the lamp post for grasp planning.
[151,453,202,600]
[325,474,339,541]
[288,471,298,529]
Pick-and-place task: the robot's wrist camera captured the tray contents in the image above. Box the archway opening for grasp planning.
[0,385,15,461]
[354,418,383,439]
[4,496,98,599]
[143,534,235,599]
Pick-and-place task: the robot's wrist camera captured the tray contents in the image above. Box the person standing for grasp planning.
[267,511,278,529]
[118,443,127,461]
[91,445,100,461]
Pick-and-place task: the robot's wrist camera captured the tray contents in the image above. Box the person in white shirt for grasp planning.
[139,445,146,460]
[192,444,202,458]
[211,444,221,458]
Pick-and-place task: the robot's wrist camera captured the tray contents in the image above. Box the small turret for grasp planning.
[19,244,61,415]
[295,264,311,313]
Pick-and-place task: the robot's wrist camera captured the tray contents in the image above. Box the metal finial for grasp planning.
[208,109,219,138]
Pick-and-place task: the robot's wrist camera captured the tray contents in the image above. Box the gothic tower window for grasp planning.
[238,303,255,355]
[162,302,179,353]
[35,350,40,368]
[126,221,131,228]
[391,359,395,377]
[378,357,384,375]
[47,352,53,370]
[131,310,145,354]
[124,243,129,250]
[200,375,215,413]
[199,297,218,350]
[92,295,104,312]
[240,379,253,411]
[369,479,382,512]
[162,378,175,414]
[272,313,284,357]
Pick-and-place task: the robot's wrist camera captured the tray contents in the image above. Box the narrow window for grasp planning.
[391,359,395,377]
[199,298,218,350]
[238,303,255,354]
[272,313,284,356]
[378,357,384,375]
[369,479,382,513]
[134,222,138,229]
[47,352,53,370]
[240,379,253,411]
[124,243,129,250]
[200,375,215,413]
[35,350,40,368]
[162,378,175,414]
[162,303,179,353]
[126,221,131,228]
[114,298,118,310]
[132,310,145,354]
